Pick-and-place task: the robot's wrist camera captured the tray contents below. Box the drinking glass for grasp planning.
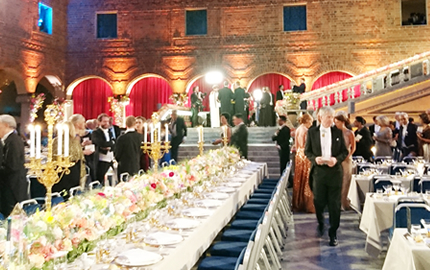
[376,189,383,199]
[411,224,422,241]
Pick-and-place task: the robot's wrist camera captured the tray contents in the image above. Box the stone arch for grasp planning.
[310,70,356,90]
[66,75,113,98]
[247,72,294,95]
[0,67,27,95]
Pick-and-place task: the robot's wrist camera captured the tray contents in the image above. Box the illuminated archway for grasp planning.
[311,71,358,107]
[125,74,173,119]
[69,77,113,120]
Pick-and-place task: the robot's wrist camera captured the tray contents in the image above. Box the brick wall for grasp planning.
[0,0,68,94]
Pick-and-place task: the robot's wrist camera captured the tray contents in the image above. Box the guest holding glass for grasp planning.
[334,111,356,210]
[353,116,373,162]
[417,112,430,161]
[373,115,393,157]
[213,113,232,146]
[293,113,315,213]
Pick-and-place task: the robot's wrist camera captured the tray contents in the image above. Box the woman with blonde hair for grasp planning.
[53,121,86,195]
[293,113,315,213]
[334,111,356,210]
[373,115,393,157]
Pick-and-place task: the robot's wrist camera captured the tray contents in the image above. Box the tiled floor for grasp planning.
[280,211,387,270]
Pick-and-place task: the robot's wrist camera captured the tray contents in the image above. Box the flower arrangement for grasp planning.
[108,95,130,127]
[275,92,301,115]
[169,93,188,107]
[5,147,241,269]
[29,93,46,123]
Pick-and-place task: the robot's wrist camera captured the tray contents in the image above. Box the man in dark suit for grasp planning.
[92,113,116,183]
[115,116,143,179]
[218,81,234,124]
[233,81,246,121]
[0,115,28,216]
[276,85,284,102]
[305,107,348,247]
[398,112,418,158]
[293,78,307,109]
[230,113,248,159]
[272,115,291,175]
[353,116,373,162]
[109,117,122,139]
[169,110,187,162]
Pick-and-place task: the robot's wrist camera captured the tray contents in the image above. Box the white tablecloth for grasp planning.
[68,162,268,270]
[382,228,430,270]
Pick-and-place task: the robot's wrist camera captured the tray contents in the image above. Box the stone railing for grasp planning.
[301,51,430,110]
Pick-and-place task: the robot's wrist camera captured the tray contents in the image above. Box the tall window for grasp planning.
[186,10,207,36]
[401,0,427,26]
[283,5,307,32]
[97,13,117,39]
[38,3,52,35]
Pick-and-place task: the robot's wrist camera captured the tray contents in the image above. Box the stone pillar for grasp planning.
[16,93,32,135]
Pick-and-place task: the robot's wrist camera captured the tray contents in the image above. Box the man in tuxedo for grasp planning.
[230,113,248,159]
[272,116,291,175]
[115,116,143,179]
[293,78,307,109]
[305,107,348,246]
[233,81,246,121]
[276,85,285,101]
[169,110,187,162]
[92,113,116,183]
[397,112,418,159]
[218,81,234,124]
[0,115,28,216]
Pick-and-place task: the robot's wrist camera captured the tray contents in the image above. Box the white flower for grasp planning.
[29,254,45,269]
[35,220,47,232]
[53,226,63,240]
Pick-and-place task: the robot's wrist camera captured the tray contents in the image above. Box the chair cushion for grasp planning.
[221,229,254,242]
[230,219,260,230]
[240,204,267,212]
[235,210,264,220]
[210,242,248,257]
[246,198,271,204]
[250,193,272,199]
[52,196,64,207]
[24,204,41,216]
[198,256,238,270]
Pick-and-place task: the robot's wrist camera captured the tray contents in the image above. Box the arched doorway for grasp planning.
[311,71,359,107]
[126,75,173,119]
[247,73,292,95]
[185,76,225,112]
[34,77,55,124]
[70,77,113,120]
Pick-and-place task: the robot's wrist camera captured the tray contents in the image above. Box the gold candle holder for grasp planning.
[198,141,204,156]
[142,113,171,174]
[25,105,75,212]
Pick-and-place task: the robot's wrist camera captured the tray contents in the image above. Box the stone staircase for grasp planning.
[178,127,281,178]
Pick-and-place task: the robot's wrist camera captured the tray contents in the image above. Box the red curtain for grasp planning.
[73,79,113,120]
[187,78,223,112]
[126,77,173,119]
[311,71,360,108]
[248,73,291,95]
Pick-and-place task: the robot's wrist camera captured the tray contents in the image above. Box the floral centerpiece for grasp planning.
[108,95,130,127]
[29,93,46,123]
[169,93,188,107]
[275,91,301,115]
[2,147,241,269]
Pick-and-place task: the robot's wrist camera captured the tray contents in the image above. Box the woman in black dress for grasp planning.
[353,116,373,161]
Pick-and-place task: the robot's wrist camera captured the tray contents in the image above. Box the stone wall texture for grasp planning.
[2,0,430,95]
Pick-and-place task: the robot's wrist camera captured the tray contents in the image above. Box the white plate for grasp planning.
[165,218,200,229]
[182,207,212,217]
[115,248,162,266]
[205,192,229,200]
[213,187,236,193]
[194,199,223,208]
[226,182,242,188]
[227,177,248,182]
[144,232,183,246]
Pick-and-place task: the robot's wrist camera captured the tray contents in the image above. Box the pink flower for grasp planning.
[151,183,157,189]
[169,172,174,177]
[97,192,106,198]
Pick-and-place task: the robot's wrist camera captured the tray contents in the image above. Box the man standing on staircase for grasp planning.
[169,110,187,163]
[230,113,248,159]
[272,115,291,175]
[305,107,348,247]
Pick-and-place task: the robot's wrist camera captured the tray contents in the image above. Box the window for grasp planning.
[97,13,117,39]
[401,0,427,26]
[283,5,307,32]
[186,10,207,36]
[38,3,52,35]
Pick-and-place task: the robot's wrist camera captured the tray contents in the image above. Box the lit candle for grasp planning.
[29,124,35,158]
[143,123,148,143]
[157,123,161,142]
[165,123,169,143]
[150,124,154,143]
[35,125,41,159]
[222,126,227,139]
[64,124,69,157]
[198,126,204,143]
[57,124,62,156]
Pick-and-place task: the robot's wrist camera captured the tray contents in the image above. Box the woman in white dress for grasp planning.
[209,85,221,127]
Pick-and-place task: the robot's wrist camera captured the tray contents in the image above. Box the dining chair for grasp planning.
[394,203,430,229]
[419,178,430,193]
[20,199,41,216]
[69,186,83,198]
[89,181,102,190]
[27,175,47,199]
[374,156,393,164]
[390,164,416,176]
[119,172,129,182]
[402,156,418,165]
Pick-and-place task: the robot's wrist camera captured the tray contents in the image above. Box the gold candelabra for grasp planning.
[142,113,171,174]
[198,141,204,156]
[25,105,74,212]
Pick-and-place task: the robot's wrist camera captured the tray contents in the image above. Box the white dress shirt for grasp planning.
[99,128,114,162]
[401,124,407,148]
[320,126,332,160]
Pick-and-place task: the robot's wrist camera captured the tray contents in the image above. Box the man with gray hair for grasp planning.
[397,112,418,159]
[305,107,348,246]
[0,115,28,216]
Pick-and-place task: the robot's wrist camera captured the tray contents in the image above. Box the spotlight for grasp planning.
[253,89,263,102]
[205,71,223,85]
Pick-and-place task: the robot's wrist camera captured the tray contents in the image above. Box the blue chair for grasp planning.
[198,247,246,270]
[373,179,395,192]
[34,192,64,209]
[27,175,46,199]
[69,186,84,199]
[412,177,421,193]
[374,156,393,164]
[394,203,430,229]
[210,230,257,257]
[358,163,376,173]
[420,178,430,193]
[89,181,102,190]
[20,199,41,216]
[390,164,415,175]
[0,213,4,221]
[402,157,418,165]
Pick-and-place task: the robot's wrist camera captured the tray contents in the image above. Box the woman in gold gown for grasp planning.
[293,114,315,213]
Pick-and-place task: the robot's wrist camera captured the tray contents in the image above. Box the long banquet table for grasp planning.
[67,162,268,270]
